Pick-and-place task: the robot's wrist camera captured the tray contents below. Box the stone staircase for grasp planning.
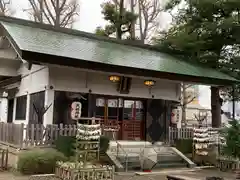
[106,141,195,172]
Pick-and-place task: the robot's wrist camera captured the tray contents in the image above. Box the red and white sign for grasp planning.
[71,101,82,120]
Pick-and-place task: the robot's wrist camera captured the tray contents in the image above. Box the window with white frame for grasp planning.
[15,95,27,120]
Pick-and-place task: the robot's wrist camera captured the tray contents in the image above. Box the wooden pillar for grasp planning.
[232,85,235,120]
[43,90,54,125]
[211,86,221,128]
[88,93,96,117]
[146,99,165,142]
[164,101,171,141]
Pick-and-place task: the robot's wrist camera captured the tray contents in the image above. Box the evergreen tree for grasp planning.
[153,0,240,126]
[222,119,240,159]
[95,0,138,39]
[155,0,240,71]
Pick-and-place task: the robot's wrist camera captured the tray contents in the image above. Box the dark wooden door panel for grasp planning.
[7,99,14,123]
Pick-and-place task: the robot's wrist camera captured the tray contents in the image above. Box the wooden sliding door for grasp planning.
[95,96,145,140]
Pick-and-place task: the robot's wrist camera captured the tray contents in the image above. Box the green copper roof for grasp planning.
[0,20,237,83]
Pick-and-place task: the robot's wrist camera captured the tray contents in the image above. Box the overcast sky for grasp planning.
[14,0,107,32]
[13,0,212,109]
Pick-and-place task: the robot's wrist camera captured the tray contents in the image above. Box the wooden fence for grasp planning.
[0,123,74,148]
[0,123,24,147]
[168,127,222,144]
[0,122,223,148]
[0,122,117,149]
[168,127,193,144]
[0,149,8,170]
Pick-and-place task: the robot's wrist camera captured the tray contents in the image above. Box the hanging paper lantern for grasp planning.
[71,101,82,120]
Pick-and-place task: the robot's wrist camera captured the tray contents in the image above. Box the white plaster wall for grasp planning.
[49,66,181,101]
[12,64,50,124]
[0,98,8,122]
[16,64,49,96]
[2,64,181,125]
[0,59,20,77]
[0,48,20,77]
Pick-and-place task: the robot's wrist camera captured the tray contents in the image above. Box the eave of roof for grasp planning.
[0,16,238,86]
[0,75,21,88]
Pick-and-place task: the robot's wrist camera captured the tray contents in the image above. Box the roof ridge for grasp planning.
[0,15,159,51]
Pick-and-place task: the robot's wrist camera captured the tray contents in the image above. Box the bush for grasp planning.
[55,136,76,157]
[99,136,110,153]
[175,139,193,154]
[222,119,240,159]
[17,149,67,175]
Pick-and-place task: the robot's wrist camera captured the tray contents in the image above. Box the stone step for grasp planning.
[117,154,182,162]
[112,149,175,156]
[107,141,194,171]
[116,151,187,171]
[109,146,171,152]
[114,152,175,158]
[109,141,164,148]
[124,161,186,170]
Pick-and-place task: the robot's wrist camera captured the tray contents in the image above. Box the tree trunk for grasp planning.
[55,0,60,27]
[39,0,43,23]
[117,0,124,39]
[138,0,144,42]
[130,0,135,39]
[181,83,187,127]
[211,86,221,128]
[181,105,186,127]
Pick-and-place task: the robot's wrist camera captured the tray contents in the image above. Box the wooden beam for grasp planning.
[22,50,237,86]
[27,61,32,70]
[0,75,21,88]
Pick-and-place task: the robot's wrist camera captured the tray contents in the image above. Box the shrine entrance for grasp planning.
[52,92,147,140]
[95,95,146,140]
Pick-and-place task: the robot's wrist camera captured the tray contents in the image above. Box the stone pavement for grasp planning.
[0,172,29,180]
[0,169,235,180]
[115,169,235,180]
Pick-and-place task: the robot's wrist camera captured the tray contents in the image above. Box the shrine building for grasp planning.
[0,16,237,141]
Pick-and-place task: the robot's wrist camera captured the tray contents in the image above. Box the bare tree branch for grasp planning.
[28,0,42,22]
[182,84,194,90]
[183,95,196,106]
[180,83,198,106]
[43,0,56,25]
[60,0,79,27]
[137,0,162,41]
[0,0,14,16]
[26,0,80,28]
[194,111,208,127]
[180,83,199,127]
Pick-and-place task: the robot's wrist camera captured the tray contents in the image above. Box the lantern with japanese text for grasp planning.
[71,101,82,120]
